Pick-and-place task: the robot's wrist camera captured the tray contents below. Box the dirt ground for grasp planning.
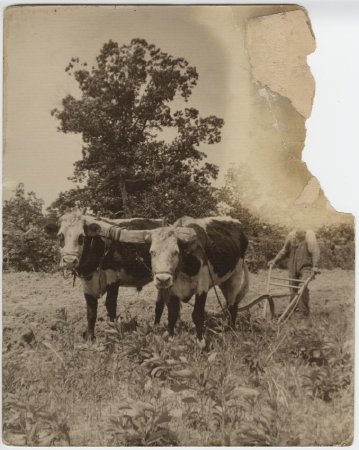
[2,268,354,446]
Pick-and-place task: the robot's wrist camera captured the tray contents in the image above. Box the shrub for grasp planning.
[246,238,355,272]
[317,223,354,245]
[317,223,355,270]
[3,184,59,272]
[319,242,354,270]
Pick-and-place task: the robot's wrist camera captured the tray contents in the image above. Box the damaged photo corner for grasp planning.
[2,2,357,447]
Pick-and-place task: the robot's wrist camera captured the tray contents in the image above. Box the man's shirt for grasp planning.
[275,230,320,276]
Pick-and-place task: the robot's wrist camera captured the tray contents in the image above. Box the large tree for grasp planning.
[52,39,223,220]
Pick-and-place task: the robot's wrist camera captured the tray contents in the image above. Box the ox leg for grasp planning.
[220,262,249,330]
[228,304,239,329]
[167,295,181,336]
[84,294,98,341]
[105,283,119,322]
[219,282,236,328]
[192,292,207,342]
[154,291,166,325]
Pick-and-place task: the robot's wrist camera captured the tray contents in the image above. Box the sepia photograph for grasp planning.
[2,4,355,446]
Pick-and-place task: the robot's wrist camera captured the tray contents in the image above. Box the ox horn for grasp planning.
[175,227,197,243]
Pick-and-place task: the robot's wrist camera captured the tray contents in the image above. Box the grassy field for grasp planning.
[2,268,354,446]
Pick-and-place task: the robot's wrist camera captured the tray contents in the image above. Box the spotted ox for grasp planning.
[45,208,167,341]
[142,216,249,346]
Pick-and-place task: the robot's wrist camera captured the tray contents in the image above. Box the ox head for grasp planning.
[45,208,101,272]
[144,226,198,289]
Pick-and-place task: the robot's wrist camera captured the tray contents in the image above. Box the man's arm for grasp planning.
[306,230,320,269]
[268,233,292,266]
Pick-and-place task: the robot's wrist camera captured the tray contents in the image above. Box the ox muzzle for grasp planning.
[154,272,174,289]
[60,253,80,271]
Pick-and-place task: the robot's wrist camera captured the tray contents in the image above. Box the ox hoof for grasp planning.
[294,307,310,316]
[82,330,95,343]
[196,338,206,350]
[163,331,176,342]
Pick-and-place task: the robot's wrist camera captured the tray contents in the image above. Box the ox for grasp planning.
[46,208,167,341]
[140,216,249,346]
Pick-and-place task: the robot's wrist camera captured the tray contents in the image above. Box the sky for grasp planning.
[3,5,292,202]
[3,4,353,227]
[3,5,241,204]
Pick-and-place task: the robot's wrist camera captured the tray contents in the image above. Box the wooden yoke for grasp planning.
[82,214,152,243]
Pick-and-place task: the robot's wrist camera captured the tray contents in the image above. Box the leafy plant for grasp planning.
[3,393,71,446]
[302,350,352,402]
[106,400,178,446]
[167,352,268,445]
[2,269,354,446]
[104,314,139,348]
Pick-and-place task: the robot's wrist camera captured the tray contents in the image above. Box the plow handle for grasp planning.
[262,265,273,318]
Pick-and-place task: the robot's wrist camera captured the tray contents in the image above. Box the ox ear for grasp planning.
[44,223,60,236]
[144,232,152,244]
[85,223,101,237]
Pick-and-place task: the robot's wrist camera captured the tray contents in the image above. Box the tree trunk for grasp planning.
[120,182,131,218]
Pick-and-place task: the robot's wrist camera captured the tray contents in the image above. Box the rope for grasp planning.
[197,247,247,342]
[199,247,228,318]
[134,253,152,273]
[69,238,108,287]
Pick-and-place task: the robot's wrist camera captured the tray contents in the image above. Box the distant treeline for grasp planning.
[247,235,355,273]
[3,184,354,273]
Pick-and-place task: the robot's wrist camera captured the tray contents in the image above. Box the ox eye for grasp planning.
[173,249,179,256]
[57,233,65,247]
[150,249,156,256]
[78,235,84,245]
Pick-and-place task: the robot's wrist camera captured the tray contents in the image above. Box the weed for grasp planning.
[3,393,71,446]
[106,399,178,445]
[2,270,354,446]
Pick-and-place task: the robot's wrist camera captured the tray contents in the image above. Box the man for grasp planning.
[268,229,320,315]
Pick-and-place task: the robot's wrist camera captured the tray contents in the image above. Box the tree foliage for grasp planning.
[52,39,223,219]
[216,168,288,272]
[317,223,354,246]
[3,184,59,272]
[316,223,354,270]
[217,168,286,240]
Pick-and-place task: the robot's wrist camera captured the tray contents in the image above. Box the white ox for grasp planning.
[138,216,250,346]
